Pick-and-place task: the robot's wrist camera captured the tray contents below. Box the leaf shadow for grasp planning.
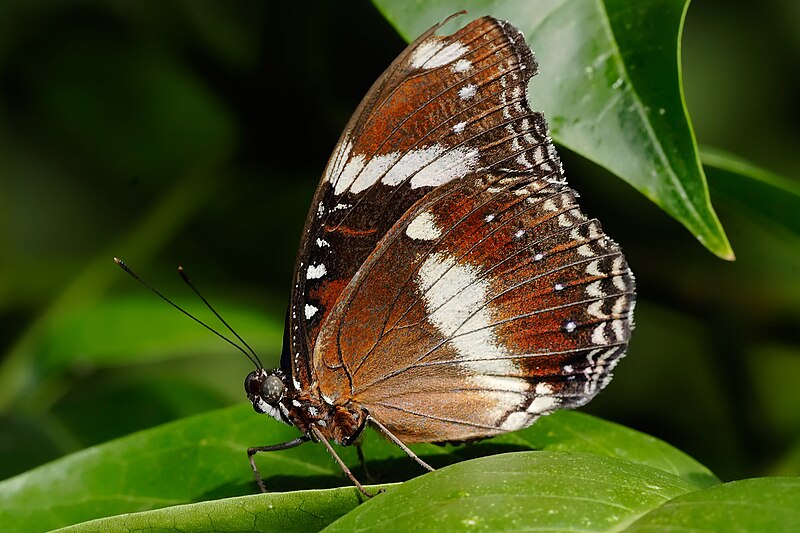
[196,443,530,500]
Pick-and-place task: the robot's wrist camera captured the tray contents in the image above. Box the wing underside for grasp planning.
[287,15,635,443]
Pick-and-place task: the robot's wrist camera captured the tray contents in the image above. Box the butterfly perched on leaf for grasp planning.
[249,14,635,495]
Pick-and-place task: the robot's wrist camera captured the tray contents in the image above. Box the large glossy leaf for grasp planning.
[54,487,382,533]
[488,407,720,488]
[703,147,800,237]
[372,0,733,259]
[0,405,714,531]
[626,477,800,531]
[324,452,699,532]
[358,409,719,489]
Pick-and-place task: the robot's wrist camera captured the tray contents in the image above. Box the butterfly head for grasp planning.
[244,368,291,424]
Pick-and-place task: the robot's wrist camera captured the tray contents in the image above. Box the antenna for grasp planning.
[114,258,262,369]
[178,265,263,369]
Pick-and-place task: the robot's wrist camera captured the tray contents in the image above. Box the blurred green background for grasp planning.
[1,0,798,486]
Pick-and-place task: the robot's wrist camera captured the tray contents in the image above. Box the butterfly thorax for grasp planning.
[287,391,367,445]
[245,367,367,446]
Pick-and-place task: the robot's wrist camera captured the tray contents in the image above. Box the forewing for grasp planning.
[287,16,554,387]
[313,174,635,443]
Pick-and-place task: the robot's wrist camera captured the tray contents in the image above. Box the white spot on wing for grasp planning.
[306,263,327,280]
[591,323,608,344]
[527,396,560,413]
[612,319,626,340]
[304,304,318,319]
[452,121,467,134]
[612,256,626,273]
[588,301,608,319]
[411,40,469,69]
[586,280,603,298]
[501,411,532,431]
[612,295,628,315]
[417,252,528,418]
[409,41,442,68]
[586,260,604,277]
[379,145,479,189]
[459,84,477,100]
[452,58,472,72]
[410,147,478,189]
[349,152,401,194]
[323,137,353,184]
[331,154,365,195]
[382,146,443,187]
[406,211,441,241]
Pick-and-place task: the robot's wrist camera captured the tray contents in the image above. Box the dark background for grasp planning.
[1,1,798,483]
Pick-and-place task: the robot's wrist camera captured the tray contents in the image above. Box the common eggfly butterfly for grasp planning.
[240,14,636,495]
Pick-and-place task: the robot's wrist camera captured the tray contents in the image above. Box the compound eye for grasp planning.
[261,375,285,403]
[244,371,259,395]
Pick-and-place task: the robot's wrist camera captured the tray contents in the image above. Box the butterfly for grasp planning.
[244,14,635,496]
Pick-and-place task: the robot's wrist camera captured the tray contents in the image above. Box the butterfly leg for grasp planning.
[248,435,310,493]
[368,416,434,472]
[310,426,380,498]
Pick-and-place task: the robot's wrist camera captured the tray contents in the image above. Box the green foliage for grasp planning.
[0,407,716,531]
[0,0,798,531]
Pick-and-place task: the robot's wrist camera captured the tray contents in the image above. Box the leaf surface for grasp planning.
[0,406,715,531]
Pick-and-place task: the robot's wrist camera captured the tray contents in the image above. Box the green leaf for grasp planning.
[0,405,715,531]
[359,409,719,489]
[372,0,733,259]
[626,477,800,531]
[703,147,800,237]
[0,405,340,532]
[53,487,384,533]
[324,452,699,532]
[490,410,720,488]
